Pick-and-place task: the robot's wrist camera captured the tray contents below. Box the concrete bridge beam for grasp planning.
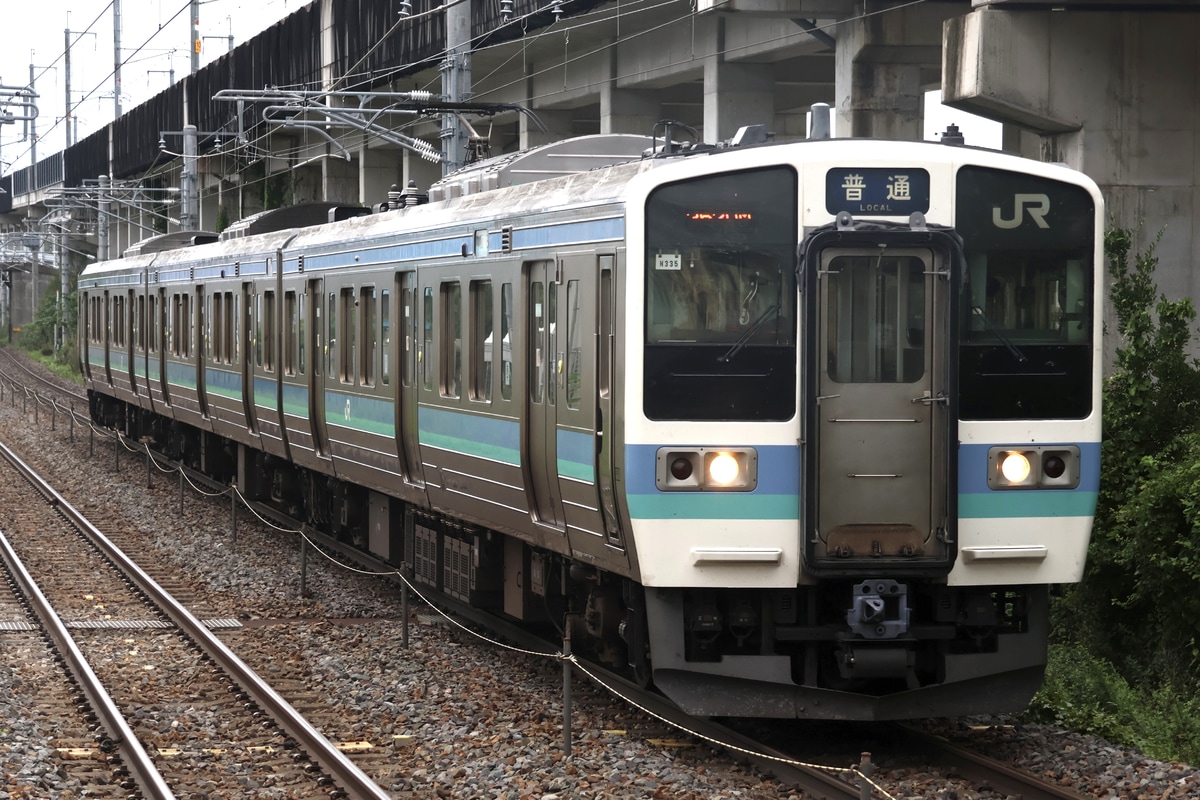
[943,7,1200,310]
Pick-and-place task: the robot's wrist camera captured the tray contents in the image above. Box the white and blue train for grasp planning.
[80,127,1102,719]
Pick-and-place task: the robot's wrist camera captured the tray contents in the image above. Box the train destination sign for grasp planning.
[825,167,930,216]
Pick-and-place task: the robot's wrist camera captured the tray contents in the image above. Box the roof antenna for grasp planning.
[940,123,965,145]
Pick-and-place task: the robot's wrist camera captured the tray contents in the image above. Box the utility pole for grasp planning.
[191,0,201,74]
[180,125,198,230]
[114,0,123,118]
[27,64,37,171]
[441,2,472,175]
[64,30,72,148]
[98,175,111,262]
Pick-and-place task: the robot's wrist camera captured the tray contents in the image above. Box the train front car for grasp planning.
[621,140,1102,720]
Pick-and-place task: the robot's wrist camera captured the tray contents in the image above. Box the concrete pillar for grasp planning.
[323,156,359,205]
[601,43,660,136]
[833,1,949,140]
[943,8,1200,318]
[601,84,659,137]
[361,147,401,209]
[704,59,773,143]
[521,109,574,149]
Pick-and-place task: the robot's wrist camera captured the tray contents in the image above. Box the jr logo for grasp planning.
[993,193,1051,229]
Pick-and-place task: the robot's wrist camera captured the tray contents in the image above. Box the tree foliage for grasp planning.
[1057,224,1200,690]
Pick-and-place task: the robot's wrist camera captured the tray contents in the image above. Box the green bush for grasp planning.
[1027,644,1200,763]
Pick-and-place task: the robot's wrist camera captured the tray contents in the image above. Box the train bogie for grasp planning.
[81,131,1103,720]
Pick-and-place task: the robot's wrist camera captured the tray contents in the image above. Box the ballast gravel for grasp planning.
[0,354,1196,799]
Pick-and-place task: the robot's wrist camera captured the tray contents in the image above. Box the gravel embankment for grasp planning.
[0,353,1196,799]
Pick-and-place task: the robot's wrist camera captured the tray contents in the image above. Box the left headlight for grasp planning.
[657,447,758,491]
[988,445,1081,490]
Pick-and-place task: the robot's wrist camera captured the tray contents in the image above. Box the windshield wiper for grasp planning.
[718,304,779,363]
[971,306,1028,365]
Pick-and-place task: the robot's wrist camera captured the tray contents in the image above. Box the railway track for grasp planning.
[0,437,391,798]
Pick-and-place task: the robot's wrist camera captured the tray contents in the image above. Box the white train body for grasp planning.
[81,132,1103,719]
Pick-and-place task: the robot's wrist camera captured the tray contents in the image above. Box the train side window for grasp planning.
[285,291,297,376]
[360,286,375,387]
[339,287,356,384]
[566,280,581,409]
[213,293,223,362]
[469,280,492,402]
[422,287,433,392]
[380,289,390,386]
[264,290,276,372]
[253,292,263,367]
[441,281,462,398]
[500,283,513,401]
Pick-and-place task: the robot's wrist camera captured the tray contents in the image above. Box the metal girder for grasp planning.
[214,89,547,166]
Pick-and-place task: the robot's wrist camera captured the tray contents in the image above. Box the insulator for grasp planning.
[500,0,513,21]
[551,0,563,20]
[399,0,412,17]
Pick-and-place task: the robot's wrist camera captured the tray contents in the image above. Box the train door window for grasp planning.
[171,295,180,355]
[380,289,390,386]
[299,291,307,375]
[441,281,462,398]
[264,290,276,372]
[147,295,157,353]
[338,287,356,384]
[251,292,262,367]
[599,259,613,399]
[136,295,146,352]
[565,280,581,410]
[825,255,925,384]
[213,293,223,362]
[500,282,513,401]
[285,291,297,376]
[469,280,492,402]
[225,292,236,364]
[547,282,557,407]
[359,286,375,386]
[327,291,337,380]
[529,281,545,403]
[422,287,434,391]
[182,294,189,357]
[400,278,415,388]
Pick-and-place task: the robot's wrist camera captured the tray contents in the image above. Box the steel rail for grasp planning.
[0,439,393,800]
[0,499,175,798]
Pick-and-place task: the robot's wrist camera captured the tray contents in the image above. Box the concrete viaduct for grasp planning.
[0,0,1197,336]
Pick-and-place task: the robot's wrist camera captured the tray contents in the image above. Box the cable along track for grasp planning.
[0,438,391,799]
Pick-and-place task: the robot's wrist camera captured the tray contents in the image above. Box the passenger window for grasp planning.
[500,283,513,401]
[360,286,375,386]
[566,280,581,409]
[380,289,390,386]
[441,282,462,398]
[470,280,492,402]
[422,287,434,391]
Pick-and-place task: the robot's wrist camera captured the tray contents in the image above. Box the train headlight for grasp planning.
[987,445,1081,490]
[656,447,758,491]
[707,452,740,485]
[1000,452,1031,483]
